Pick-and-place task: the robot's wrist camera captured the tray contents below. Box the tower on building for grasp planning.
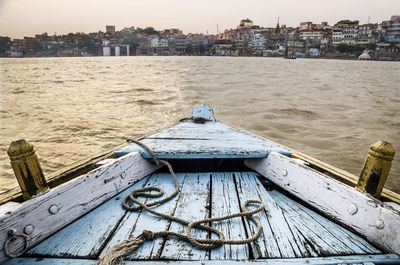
[275,17,281,34]
[106,25,116,34]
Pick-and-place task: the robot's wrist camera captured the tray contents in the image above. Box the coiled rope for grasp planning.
[97,140,266,265]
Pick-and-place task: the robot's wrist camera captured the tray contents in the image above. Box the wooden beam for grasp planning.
[291,151,400,204]
[0,152,160,263]
[5,254,400,264]
[0,146,122,205]
[245,152,400,255]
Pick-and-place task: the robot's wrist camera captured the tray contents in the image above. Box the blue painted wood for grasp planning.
[20,172,383,261]
[27,177,150,258]
[100,173,185,260]
[115,122,291,159]
[6,254,400,265]
[5,258,95,265]
[210,172,248,260]
[234,172,381,258]
[270,191,380,254]
[160,173,211,260]
[191,104,216,121]
[235,172,306,258]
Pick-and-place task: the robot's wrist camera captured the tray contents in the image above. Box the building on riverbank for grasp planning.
[2,16,400,60]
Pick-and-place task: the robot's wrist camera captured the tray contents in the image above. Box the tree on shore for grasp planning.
[137,27,159,36]
[0,36,11,55]
[78,35,95,50]
[121,37,139,54]
[336,43,364,56]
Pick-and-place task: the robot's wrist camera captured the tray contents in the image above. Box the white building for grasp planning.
[308,48,320,57]
[102,47,111,56]
[248,28,265,55]
[357,24,378,45]
[102,40,111,56]
[148,36,160,48]
[332,20,359,45]
[115,46,120,56]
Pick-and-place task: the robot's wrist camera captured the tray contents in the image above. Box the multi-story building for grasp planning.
[188,34,209,55]
[357,23,378,45]
[221,29,237,43]
[171,36,188,54]
[332,20,359,45]
[248,27,265,55]
[383,16,400,44]
[120,26,136,37]
[238,18,253,29]
[161,29,183,36]
[210,39,234,56]
[300,30,325,40]
[23,37,40,55]
[10,39,24,57]
[287,40,305,53]
[147,36,170,55]
[299,22,330,40]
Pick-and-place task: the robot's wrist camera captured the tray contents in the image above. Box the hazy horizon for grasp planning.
[0,0,399,39]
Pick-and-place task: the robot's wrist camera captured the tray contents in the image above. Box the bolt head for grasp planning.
[24,225,34,235]
[375,219,385,229]
[347,203,358,215]
[49,205,59,215]
[282,169,288,176]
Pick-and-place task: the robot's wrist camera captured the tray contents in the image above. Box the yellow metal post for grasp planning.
[357,140,395,199]
[7,139,49,200]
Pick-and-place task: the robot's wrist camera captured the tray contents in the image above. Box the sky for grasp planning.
[0,0,399,38]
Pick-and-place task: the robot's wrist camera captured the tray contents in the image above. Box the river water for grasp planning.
[0,57,399,194]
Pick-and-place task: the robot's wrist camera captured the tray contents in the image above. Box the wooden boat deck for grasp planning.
[2,105,400,265]
[6,171,391,264]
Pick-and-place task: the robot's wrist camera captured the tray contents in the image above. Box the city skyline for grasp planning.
[1,0,400,38]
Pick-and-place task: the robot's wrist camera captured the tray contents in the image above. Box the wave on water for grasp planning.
[272,107,319,117]
[130,99,160,105]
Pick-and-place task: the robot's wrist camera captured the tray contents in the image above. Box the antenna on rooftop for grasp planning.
[217,24,219,35]
[368,16,371,24]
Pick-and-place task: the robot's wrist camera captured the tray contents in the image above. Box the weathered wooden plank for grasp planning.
[386,202,400,212]
[245,152,400,254]
[210,173,248,260]
[0,152,160,263]
[0,143,124,205]
[270,191,381,255]
[160,173,211,260]
[139,139,289,159]
[101,173,185,260]
[27,176,150,258]
[6,254,400,265]
[5,258,94,265]
[291,151,400,204]
[115,122,291,159]
[147,122,266,141]
[0,202,20,216]
[234,172,307,258]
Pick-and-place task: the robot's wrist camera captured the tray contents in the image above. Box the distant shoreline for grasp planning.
[1,55,399,62]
